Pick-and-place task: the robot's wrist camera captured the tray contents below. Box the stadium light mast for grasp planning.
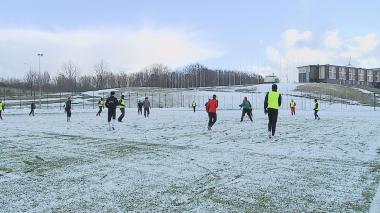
[37,53,43,108]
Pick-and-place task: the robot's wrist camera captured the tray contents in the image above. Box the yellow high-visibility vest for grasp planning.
[315,102,320,111]
[99,100,105,107]
[120,99,125,109]
[268,91,280,109]
[0,103,4,111]
[290,101,296,108]
[192,101,196,107]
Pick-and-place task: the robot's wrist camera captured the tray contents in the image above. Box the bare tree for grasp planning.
[6,62,263,92]
[54,73,65,91]
[94,59,108,89]
[25,68,37,96]
[78,75,94,90]
[41,71,51,91]
[59,61,80,91]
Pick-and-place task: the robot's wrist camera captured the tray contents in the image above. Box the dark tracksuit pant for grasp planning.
[29,109,35,116]
[267,108,278,136]
[193,106,196,112]
[108,108,116,122]
[138,107,142,115]
[0,111,2,120]
[144,108,150,117]
[97,106,103,116]
[314,110,320,119]
[241,109,252,121]
[208,112,217,127]
[118,108,125,122]
[291,107,295,115]
[66,109,71,122]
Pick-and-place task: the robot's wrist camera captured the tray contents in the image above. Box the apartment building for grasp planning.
[298,64,380,88]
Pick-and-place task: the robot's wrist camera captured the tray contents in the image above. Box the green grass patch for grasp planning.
[0,167,13,173]
[22,156,84,174]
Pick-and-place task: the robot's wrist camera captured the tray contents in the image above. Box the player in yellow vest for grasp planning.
[290,99,296,116]
[96,98,105,116]
[264,84,282,139]
[191,100,197,112]
[0,100,4,120]
[118,95,126,122]
[313,99,320,120]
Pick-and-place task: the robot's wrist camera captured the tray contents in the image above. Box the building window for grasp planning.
[298,67,311,82]
[319,66,325,79]
[349,68,353,80]
[339,67,346,80]
[329,66,336,79]
[368,70,373,82]
[359,69,364,81]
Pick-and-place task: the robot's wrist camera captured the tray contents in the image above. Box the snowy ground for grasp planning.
[1,106,380,212]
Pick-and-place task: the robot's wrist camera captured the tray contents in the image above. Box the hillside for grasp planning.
[295,83,379,107]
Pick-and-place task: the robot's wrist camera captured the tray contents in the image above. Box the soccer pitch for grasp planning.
[1,108,380,212]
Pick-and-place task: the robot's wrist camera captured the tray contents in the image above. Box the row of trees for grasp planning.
[127,64,262,88]
[0,61,263,94]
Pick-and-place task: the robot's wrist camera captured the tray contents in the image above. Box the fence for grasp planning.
[0,88,379,112]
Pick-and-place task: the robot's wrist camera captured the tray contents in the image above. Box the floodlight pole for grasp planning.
[37,53,44,108]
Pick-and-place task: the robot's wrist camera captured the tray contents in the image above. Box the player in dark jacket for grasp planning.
[29,102,36,116]
[142,97,151,118]
[137,101,143,115]
[105,91,118,130]
[64,97,72,122]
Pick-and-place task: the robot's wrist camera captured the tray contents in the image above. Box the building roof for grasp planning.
[297,64,378,70]
[296,65,318,69]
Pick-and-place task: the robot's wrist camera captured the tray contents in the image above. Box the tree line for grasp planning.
[0,61,263,95]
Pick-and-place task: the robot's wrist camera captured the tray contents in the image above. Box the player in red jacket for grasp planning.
[205,94,218,130]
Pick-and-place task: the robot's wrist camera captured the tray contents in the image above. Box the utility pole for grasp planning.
[37,53,43,109]
[204,68,206,87]
[199,64,201,87]
[196,64,199,87]
[228,72,230,87]
[217,70,219,86]
[375,93,376,111]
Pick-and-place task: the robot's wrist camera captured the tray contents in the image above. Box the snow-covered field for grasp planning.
[1,105,380,212]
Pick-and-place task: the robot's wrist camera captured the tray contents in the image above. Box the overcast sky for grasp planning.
[0,0,379,82]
